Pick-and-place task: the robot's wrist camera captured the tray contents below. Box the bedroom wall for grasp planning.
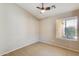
[40,10,79,52]
[0,4,39,55]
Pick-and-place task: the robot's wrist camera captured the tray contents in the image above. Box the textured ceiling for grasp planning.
[17,3,79,19]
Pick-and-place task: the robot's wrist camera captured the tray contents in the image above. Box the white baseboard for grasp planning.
[1,41,79,56]
[41,41,79,53]
[1,41,38,56]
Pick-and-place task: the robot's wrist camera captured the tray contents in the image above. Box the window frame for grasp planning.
[62,16,78,41]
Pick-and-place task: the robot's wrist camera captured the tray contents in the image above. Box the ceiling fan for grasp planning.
[36,3,56,13]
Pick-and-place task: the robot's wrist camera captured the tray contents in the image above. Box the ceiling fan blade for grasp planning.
[45,5,56,10]
[45,7,50,10]
[51,5,56,9]
[36,7,42,10]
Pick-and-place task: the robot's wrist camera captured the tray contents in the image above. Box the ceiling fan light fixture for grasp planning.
[40,9,46,13]
[36,3,56,14]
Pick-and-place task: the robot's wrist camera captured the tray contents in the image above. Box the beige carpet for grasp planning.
[4,42,79,56]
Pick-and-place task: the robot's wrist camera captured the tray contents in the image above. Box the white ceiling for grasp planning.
[17,3,79,19]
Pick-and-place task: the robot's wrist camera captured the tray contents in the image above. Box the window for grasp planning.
[56,16,78,41]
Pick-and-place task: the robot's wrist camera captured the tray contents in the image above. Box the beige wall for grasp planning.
[40,10,79,52]
[0,4,39,55]
[0,4,7,55]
